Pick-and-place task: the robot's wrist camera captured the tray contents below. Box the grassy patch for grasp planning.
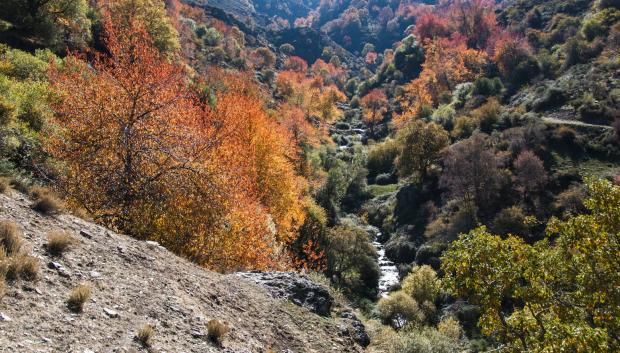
[368,184,399,198]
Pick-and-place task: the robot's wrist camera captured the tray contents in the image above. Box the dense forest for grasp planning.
[1,0,619,351]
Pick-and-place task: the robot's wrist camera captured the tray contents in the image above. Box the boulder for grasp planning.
[237,272,333,316]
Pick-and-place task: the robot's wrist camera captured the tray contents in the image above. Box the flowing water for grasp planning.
[367,226,399,298]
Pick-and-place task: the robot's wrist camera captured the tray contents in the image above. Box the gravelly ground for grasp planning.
[0,190,364,353]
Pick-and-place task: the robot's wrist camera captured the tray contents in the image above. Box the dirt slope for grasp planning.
[0,190,364,353]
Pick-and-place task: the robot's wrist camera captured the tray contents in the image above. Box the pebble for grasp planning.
[0,312,11,321]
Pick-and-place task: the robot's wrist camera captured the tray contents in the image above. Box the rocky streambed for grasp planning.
[366,226,399,297]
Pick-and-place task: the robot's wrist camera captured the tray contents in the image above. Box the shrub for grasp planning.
[533,87,567,112]
[19,255,38,281]
[472,77,503,97]
[207,319,229,345]
[136,324,155,347]
[491,206,529,237]
[401,265,441,305]
[67,282,92,313]
[387,326,464,353]
[451,116,479,139]
[437,317,463,340]
[46,231,75,257]
[0,221,22,255]
[32,194,63,215]
[554,185,587,217]
[471,98,501,133]
[367,139,399,179]
[377,291,425,329]
[431,105,457,131]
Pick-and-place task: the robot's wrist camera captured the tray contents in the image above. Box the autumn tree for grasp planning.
[360,89,388,137]
[442,178,620,352]
[414,13,451,42]
[439,133,505,212]
[49,18,307,271]
[492,32,540,87]
[398,37,487,124]
[48,18,201,230]
[447,0,499,49]
[396,119,449,181]
[513,150,547,199]
[284,56,308,72]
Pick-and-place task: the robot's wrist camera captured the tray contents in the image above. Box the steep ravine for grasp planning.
[330,108,400,298]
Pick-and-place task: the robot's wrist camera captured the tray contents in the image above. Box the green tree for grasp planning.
[442,178,620,352]
[396,120,449,181]
[0,0,91,51]
[107,0,179,54]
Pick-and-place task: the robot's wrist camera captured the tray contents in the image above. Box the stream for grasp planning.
[364,224,399,297]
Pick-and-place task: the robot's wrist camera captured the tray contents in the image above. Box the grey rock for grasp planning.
[190,330,205,338]
[237,272,333,316]
[340,311,370,347]
[48,261,71,278]
[80,230,93,239]
[103,308,119,318]
[0,312,12,321]
[48,262,63,270]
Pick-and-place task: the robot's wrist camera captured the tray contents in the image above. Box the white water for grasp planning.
[367,226,399,298]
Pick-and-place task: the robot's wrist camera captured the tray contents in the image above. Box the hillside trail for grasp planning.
[542,117,613,130]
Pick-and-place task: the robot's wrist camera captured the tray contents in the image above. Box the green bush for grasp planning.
[491,206,530,237]
[401,265,441,305]
[325,224,379,298]
[367,139,399,180]
[377,291,425,328]
[472,77,503,97]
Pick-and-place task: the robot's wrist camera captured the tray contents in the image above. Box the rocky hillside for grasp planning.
[0,190,368,353]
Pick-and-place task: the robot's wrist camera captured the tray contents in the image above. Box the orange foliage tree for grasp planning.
[397,36,487,125]
[361,89,388,137]
[48,17,307,271]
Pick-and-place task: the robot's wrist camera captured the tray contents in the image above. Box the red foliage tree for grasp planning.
[414,13,451,42]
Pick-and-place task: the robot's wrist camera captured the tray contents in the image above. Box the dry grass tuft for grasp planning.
[67,282,92,313]
[0,221,22,255]
[17,255,39,281]
[136,324,155,347]
[5,255,39,282]
[32,193,64,215]
[0,177,9,194]
[207,319,229,345]
[46,231,75,257]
